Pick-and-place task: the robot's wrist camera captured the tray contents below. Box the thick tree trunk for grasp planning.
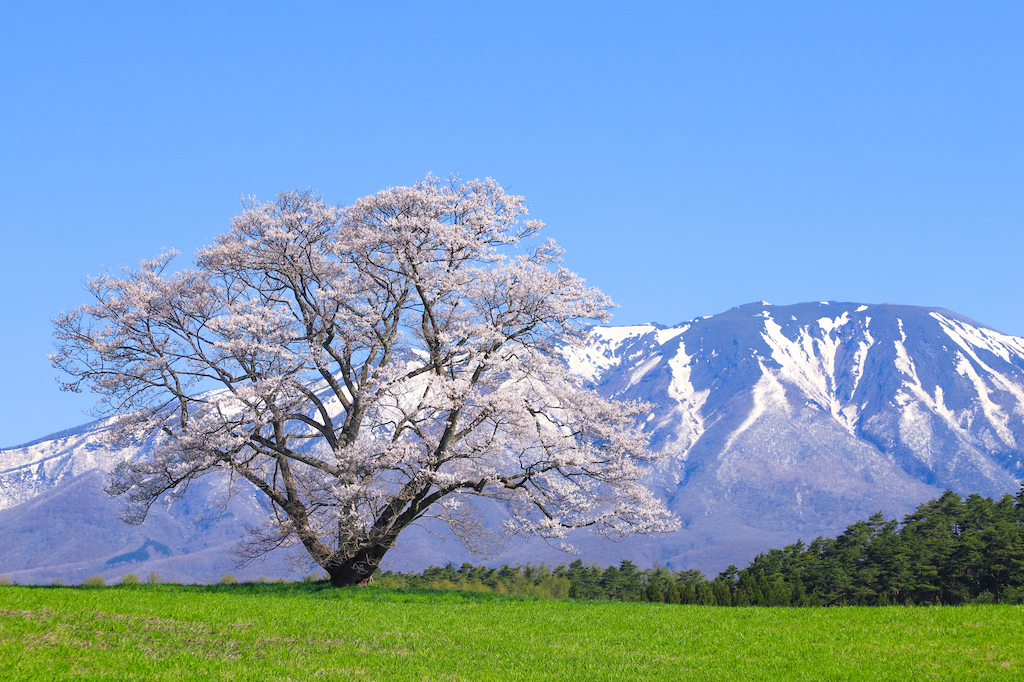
[326,543,391,587]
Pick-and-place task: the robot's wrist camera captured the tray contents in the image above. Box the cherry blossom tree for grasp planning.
[52,176,678,586]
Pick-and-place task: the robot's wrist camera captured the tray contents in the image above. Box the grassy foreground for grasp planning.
[1,583,1022,681]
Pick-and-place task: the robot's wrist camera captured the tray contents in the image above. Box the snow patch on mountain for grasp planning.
[665,339,708,450]
[934,313,1024,420]
[562,324,657,384]
[655,326,687,345]
[627,354,662,390]
[760,312,855,433]
[816,311,851,334]
[0,419,141,511]
[849,320,874,398]
[953,351,1016,448]
[933,312,1024,364]
[722,362,788,454]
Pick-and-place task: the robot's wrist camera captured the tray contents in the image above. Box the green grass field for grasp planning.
[1,583,1021,681]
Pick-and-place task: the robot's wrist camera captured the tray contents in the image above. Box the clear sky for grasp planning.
[2,2,1022,448]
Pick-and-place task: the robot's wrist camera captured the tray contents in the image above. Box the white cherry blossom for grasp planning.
[52,176,678,586]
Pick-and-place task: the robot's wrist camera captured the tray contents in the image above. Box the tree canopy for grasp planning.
[52,176,679,586]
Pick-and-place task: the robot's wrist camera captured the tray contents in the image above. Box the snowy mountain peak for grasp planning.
[573,303,1024,482]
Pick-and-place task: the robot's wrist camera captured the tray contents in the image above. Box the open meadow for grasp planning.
[1,583,1022,681]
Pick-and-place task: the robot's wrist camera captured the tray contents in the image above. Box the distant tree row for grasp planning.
[374,559,688,601]
[376,488,1024,605]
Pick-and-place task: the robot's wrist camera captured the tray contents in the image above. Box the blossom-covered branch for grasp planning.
[53,176,679,586]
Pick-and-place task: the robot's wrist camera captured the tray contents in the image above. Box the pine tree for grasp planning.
[645,583,664,603]
[665,581,681,604]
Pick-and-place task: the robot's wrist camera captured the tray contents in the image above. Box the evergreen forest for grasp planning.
[376,488,1024,606]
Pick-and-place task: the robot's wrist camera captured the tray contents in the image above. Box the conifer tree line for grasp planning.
[376,488,1024,605]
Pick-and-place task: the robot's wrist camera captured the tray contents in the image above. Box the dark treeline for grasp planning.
[732,488,1024,606]
[377,488,1024,605]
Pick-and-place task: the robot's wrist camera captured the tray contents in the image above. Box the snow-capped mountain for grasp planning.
[3,301,1024,582]
[572,301,1024,496]
[0,420,137,511]
[559,301,1024,570]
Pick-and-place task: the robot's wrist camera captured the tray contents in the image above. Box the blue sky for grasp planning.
[2,2,1022,447]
